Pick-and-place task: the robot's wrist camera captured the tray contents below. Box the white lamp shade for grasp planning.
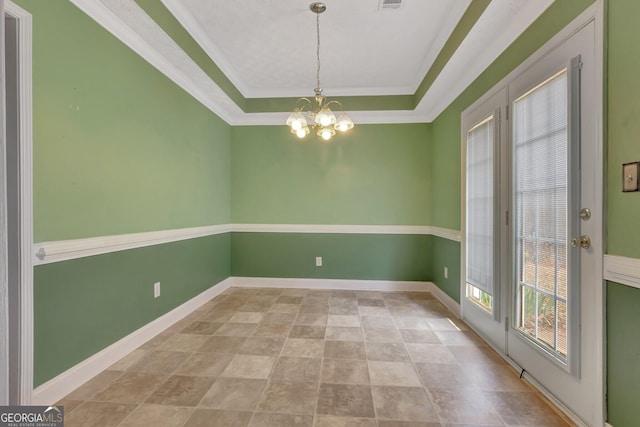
[335,113,354,132]
[317,126,335,141]
[286,110,308,131]
[315,107,336,127]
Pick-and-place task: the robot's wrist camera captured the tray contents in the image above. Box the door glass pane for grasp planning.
[513,69,568,361]
[466,116,495,312]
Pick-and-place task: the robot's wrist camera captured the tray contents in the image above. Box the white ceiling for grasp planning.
[163,0,471,98]
[71,0,556,124]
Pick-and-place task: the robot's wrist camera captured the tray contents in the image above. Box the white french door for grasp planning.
[462,17,603,427]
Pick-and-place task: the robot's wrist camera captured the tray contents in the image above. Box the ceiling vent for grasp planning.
[379,0,403,10]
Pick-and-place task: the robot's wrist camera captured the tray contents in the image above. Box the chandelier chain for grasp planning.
[316,9,321,90]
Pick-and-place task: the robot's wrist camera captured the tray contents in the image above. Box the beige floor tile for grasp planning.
[415,363,474,390]
[118,404,193,427]
[262,312,297,325]
[321,359,370,384]
[394,317,432,330]
[356,291,383,299]
[299,304,330,314]
[372,386,438,422]
[199,310,235,323]
[313,416,377,427]
[181,321,223,335]
[238,336,285,356]
[323,340,366,360]
[229,312,265,324]
[289,325,326,339]
[330,290,357,298]
[93,372,167,403]
[377,421,441,427]
[184,409,252,427]
[176,352,234,377]
[329,304,360,315]
[64,401,136,427]
[128,350,190,374]
[198,336,247,353]
[361,315,396,330]
[145,375,215,406]
[364,342,411,362]
[461,363,529,392]
[427,318,468,331]
[214,323,258,336]
[64,370,122,400]
[199,377,266,411]
[325,326,363,341]
[220,354,276,379]
[358,298,386,307]
[281,338,324,358]
[280,289,308,297]
[276,296,304,304]
[54,398,83,414]
[447,345,503,365]
[327,314,361,327]
[138,332,174,351]
[270,303,301,313]
[248,412,313,426]
[427,388,503,425]
[400,329,442,344]
[406,343,458,364]
[435,331,484,346]
[160,334,210,352]
[368,361,422,387]
[258,380,318,414]
[107,349,147,371]
[484,391,570,426]
[295,313,328,326]
[364,328,403,343]
[316,383,375,418]
[271,357,322,382]
[358,306,392,317]
[253,323,291,337]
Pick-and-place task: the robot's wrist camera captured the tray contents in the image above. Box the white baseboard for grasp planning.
[31,276,461,405]
[426,282,461,318]
[231,277,433,292]
[31,278,232,405]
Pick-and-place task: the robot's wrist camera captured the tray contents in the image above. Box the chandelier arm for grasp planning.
[295,97,314,111]
[323,100,346,112]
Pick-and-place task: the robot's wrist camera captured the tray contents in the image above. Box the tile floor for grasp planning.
[57,287,573,426]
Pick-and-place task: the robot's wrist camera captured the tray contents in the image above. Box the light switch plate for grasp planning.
[622,161,640,192]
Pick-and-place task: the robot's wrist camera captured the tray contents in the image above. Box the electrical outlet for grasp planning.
[444,267,448,279]
[154,282,161,298]
[315,256,323,267]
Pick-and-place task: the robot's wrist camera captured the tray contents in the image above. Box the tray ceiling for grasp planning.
[69,0,555,125]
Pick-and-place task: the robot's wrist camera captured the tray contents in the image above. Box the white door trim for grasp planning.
[460,1,604,425]
[4,0,33,405]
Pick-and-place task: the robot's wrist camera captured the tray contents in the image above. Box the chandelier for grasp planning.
[286,2,354,141]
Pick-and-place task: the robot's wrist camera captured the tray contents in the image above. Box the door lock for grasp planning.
[571,235,591,249]
[579,208,591,221]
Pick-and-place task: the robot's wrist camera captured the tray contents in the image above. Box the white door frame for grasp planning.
[460,1,604,425]
[3,0,33,405]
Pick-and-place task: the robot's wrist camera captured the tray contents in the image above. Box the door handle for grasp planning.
[571,235,591,249]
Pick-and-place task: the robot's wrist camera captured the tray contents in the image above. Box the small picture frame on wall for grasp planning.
[622,161,640,192]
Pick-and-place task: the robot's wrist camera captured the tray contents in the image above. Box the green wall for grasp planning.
[34,234,230,386]
[231,124,431,225]
[232,233,431,281]
[18,0,231,242]
[605,0,640,425]
[15,0,233,386]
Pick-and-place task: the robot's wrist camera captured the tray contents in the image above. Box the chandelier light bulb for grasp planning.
[321,129,332,140]
[296,128,307,138]
[291,120,303,131]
